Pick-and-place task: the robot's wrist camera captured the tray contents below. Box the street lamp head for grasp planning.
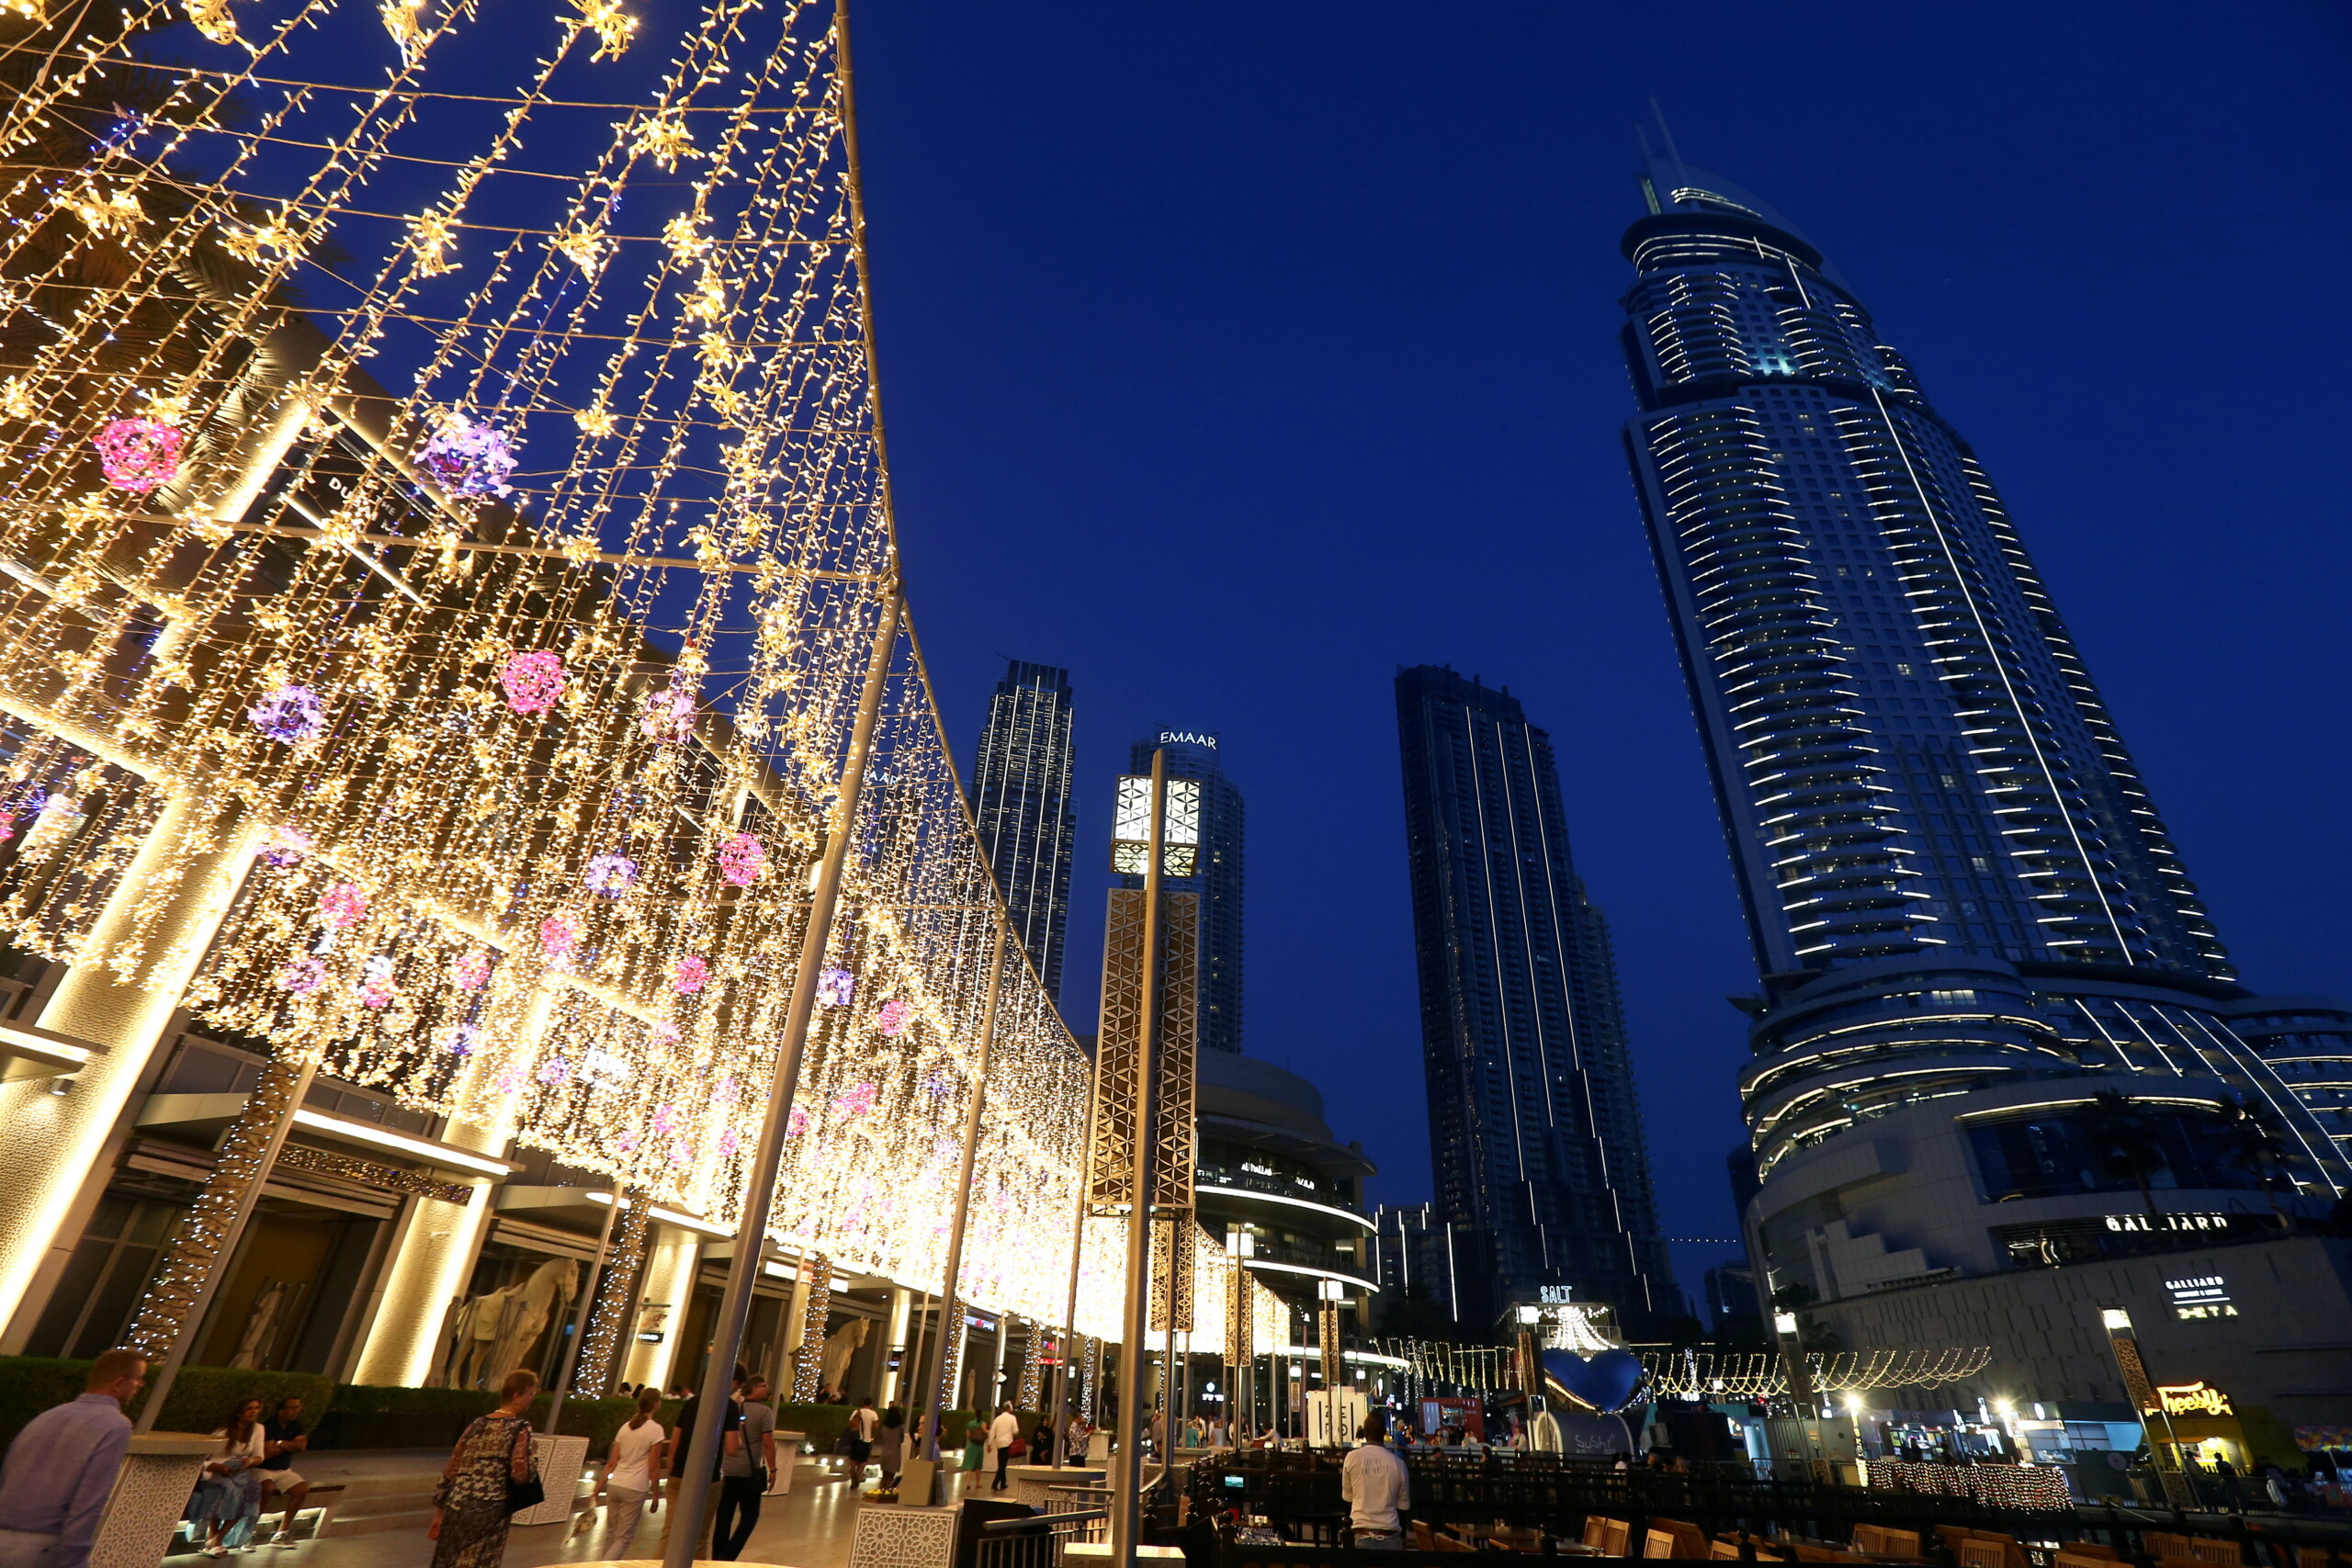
[1773,1312,1799,1337]
[1516,1304,1542,1324]
[2100,1308,2132,1332]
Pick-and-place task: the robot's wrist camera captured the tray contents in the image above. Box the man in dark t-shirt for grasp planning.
[260,1396,311,1544]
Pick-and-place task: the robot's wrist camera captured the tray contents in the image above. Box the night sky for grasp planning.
[844,4,2352,1303]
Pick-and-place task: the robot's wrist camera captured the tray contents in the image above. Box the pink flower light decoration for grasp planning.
[652,1103,678,1135]
[318,882,368,929]
[278,957,325,993]
[616,1130,639,1153]
[93,416,185,493]
[716,831,766,886]
[538,914,580,960]
[786,1108,810,1137]
[876,998,910,1037]
[453,950,493,991]
[668,1138,693,1166]
[833,1081,876,1118]
[718,1127,740,1157]
[537,1055,572,1086]
[650,1021,681,1049]
[500,650,565,716]
[673,954,708,994]
[0,812,17,843]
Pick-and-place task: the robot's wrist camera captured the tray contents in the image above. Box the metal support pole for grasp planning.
[1109,750,1166,1567]
[662,589,899,1568]
[913,924,1009,1488]
[1051,1041,1102,1469]
[129,1048,321,1433]
[541,1190,621,1439]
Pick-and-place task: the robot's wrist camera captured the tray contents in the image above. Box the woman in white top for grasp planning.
[187,1397,268,1556]
[591,1388,668,1546]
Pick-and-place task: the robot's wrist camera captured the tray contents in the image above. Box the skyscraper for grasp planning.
[971,660,1077,1002]
[1617,152,2350,1371]
[1121,731,1243,1054]
[1394,666,1676,1328]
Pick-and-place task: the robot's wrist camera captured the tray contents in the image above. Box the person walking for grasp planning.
[658,1369,736,1556]
[586,1389,666,1551]
[960,1415,986,1488]
[875,1406,906,1496]
[257,1395,311,1545]
[710,1378,775,1562]
[1340,1414,1409,1551]
[988,1404,1018,1494]
[187,1396,268,1556]
[844,1397,877,1484]
[0,1348,144,1568]
[427,1371,537,1568]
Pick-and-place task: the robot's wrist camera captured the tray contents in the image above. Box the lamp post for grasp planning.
[1106,750,1169,1566]
[2100,1306,2195,1511]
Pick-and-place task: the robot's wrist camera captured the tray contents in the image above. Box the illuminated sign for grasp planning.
[2154,1382,2233,1417]
[1240,1161,1275,1177]
[2105,1213,2226,1234]
[2165,1274,2236,1320]
[1159,731,1217,749]
[1538,1285,1576,1304]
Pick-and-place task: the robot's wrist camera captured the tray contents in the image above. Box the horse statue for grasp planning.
[819,1315,869,1396]
[443,1258,579,1389]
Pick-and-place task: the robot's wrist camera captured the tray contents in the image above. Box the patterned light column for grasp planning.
[791,1254,832,1400]
[577,1190,652,1397]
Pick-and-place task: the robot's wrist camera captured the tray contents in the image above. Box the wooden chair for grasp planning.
[2055,1552,2120,1568]
[1713,1536,1788,1562]
[2056,1548,2120,1562]
[2145,1536,2198,1561]
[1585,1518,1613,1551]
[1593,1518,1634,1557]
[1413,1522,1443,1551]
[1974,1532,2029,1568]
[1791,1546,1863,1564]
[1959,1541,2007,1568]
[1646,1521,1710,1560]
[2187,1542,2242,1567]
[1857,1526,1923,1559]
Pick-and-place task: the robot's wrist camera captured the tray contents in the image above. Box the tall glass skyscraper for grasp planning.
[971,660,1077,1002]
[1122,731,1245,1054]
[1394,666,1676,1328]
[1617,153,2348,1325]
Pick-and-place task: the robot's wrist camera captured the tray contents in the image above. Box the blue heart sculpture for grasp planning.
[1542,1348,1645,1414]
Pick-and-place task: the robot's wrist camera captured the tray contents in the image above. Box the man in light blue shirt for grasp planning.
[0,1350,146,1568]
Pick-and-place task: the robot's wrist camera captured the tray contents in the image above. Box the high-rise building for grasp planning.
[1393,666,1677,1329]
[1121,731,1243,1054]
[971,660,1077,1002]
[1617,152,2352,1419]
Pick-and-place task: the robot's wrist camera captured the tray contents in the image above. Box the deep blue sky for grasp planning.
[850,3,2352,1301]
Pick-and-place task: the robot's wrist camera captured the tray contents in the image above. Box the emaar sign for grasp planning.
[1159,730,1217,749]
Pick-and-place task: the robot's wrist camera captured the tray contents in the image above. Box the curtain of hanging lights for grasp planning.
[0,0,1210,1338]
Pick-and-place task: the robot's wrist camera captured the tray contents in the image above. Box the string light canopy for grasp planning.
[0,0,1175,1338]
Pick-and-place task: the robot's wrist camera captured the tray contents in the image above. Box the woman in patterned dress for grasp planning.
[428,1370,538,1568]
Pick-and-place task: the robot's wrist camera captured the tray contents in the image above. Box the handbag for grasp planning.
[505,1467,546,1517]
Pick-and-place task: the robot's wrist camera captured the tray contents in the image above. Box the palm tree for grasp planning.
[2077,1090,2169,1223]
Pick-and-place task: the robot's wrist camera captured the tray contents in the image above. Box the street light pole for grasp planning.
[1107,750,1167,1567]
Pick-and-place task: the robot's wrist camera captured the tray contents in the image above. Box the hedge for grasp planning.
[0,1358,334,1451]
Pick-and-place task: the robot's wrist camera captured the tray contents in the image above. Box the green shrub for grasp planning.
[0,1358,334,1450]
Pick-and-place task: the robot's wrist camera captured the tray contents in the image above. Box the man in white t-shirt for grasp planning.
[1340,1416,1409,1550]
[987,1404,1019,1493]
[846,1397,878,1479]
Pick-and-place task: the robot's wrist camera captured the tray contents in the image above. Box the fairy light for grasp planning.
[0,0,1184,1351]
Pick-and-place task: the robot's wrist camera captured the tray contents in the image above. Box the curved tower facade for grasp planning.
[1617,155,2350,1330]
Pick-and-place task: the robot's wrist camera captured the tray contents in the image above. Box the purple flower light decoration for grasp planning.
[499,650,564,716]
[278,956,325,993]
[261,825,313,867]
[584,852,638,897]
[537,1055,571,1086]
[673,954,708,994]
[876,998,910,1037]
[415,412,517,498]
[447,1022,481,1056]
[248,683,325,743]
[93,416,185,493]
[639,684,695,743]
[816,966,854,1008]
[650,1021,681,1049]
[717,831,766,887]
[616,1130,639,1153]
[494,1069,525,1095]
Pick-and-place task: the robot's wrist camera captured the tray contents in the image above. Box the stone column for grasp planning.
[620,1222,704,1392]
[345,1110,510,1388]
[0,795,254,1349]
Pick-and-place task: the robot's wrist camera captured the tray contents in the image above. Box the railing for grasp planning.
[1185,1452,2352,1564]
[976,1507,1110,1568]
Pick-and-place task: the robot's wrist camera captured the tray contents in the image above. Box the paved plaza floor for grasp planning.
[153,1460,989,1568]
